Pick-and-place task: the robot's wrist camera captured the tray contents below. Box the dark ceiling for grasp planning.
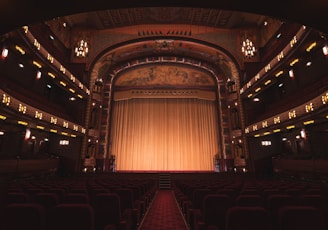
[0,1,328,35]
[62,8,265,30]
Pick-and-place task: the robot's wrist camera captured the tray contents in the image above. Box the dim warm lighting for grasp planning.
[0,115,6,120]
[74,39,89,57]
[273,129,281,133]
[36,125,45,130]
[59,81,66,87]
[264,80,271,85]
[32,60,42,68]
[48,72,56,78]
[15,45,25,55]
[18,121,28,126]
[241,37,256,58]
[303,120,314,125]
[289,58,299,66]
[275,71,284,77]
[306,42,316,52]
[286,125,295,129]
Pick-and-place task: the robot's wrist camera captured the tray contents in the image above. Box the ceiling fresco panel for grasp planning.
[115,64,216,88]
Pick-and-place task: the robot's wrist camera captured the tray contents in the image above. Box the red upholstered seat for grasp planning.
[6,192,30,204]
[49,203,95,230]
[277,205,326,230]
[235,194,265,207]
[225,206,273,230]
[194,194,234,230]
[3,203,46,230]
[93,193,131,230]
[62,192,89,204]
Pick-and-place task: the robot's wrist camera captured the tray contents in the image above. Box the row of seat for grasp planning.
[172,177,328,230]
[1,175,158,230]
[3,199,124,230]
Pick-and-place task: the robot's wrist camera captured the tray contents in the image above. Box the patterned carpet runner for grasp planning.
[138,190,188,230]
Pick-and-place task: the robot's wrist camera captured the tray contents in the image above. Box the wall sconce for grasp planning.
[74,39,89,57]
[241,37,256,58]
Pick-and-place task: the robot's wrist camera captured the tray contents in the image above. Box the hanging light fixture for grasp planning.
[74,39,89,57]
[241,37,256,58]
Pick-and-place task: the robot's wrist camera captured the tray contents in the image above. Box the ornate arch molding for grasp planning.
[84,39,243,162]
[88,37,241,85]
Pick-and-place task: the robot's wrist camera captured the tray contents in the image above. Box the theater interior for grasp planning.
[1,1,328,230]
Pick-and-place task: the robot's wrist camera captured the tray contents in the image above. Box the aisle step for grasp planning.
[159,173,171,189]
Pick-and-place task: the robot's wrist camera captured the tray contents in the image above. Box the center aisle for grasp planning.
[138,190,189,230]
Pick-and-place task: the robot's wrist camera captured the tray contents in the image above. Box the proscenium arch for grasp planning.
[88,37,242,89]
[86,38,244,164]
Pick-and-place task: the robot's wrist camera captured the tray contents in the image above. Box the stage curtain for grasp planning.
[110,98,219,171]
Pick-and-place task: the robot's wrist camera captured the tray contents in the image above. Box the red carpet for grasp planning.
[138,190,188,230]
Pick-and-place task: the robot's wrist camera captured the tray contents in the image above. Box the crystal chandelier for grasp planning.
[241,38,256,58]
[74,39,89,57]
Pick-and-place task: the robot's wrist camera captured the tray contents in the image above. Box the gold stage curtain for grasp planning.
[110,98,219,171]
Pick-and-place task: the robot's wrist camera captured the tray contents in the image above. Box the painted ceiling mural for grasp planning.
[114,64,216,88]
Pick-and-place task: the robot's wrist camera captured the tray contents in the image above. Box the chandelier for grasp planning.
[74,39,89,57]
[241,38,256,58]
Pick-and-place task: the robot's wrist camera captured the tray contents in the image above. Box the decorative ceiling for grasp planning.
[63,8,265,30]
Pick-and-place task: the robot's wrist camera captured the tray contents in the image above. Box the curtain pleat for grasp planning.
[110,98,219,171]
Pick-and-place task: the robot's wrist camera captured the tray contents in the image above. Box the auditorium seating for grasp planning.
[235,194,265,207]
[49,203,95,230]
[3,172,328,229]
[3,203,46,230]
[171,173,328,230]
[93,193,132,230]
[277,206,326,230]
[225,206,272,230]
[194,194,234,230]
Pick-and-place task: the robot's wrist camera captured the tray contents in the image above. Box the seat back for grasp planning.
[6,192,30,204]
[235,194,264,207]
[49,203,95,230]
[277,205,326,230]
[62,193,89,204]
[225,206,272,230]
[202,194,233,229]
[93,193,129,230]
[3,203,46,230]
